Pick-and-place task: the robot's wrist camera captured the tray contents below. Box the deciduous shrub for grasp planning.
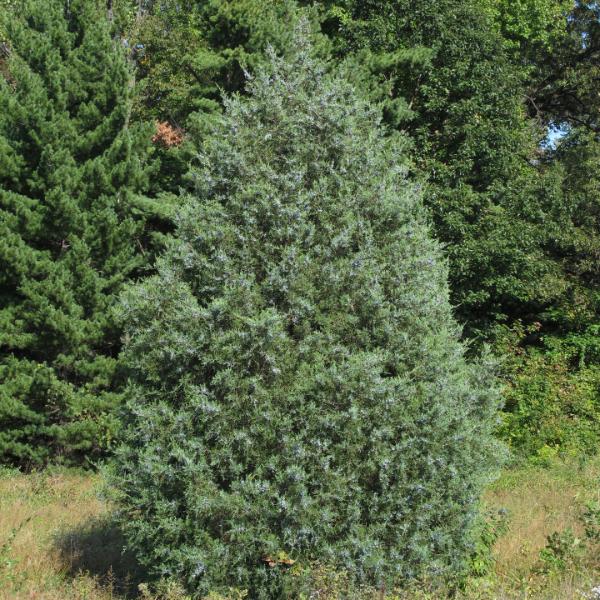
[496,322,600,461]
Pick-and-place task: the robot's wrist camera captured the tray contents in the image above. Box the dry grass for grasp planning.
[0,459,598,600]
[488,461,597,575]
[476,458,600,599]
[0,468,140,599]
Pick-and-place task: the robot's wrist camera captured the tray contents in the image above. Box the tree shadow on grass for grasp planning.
[55,515,146,598]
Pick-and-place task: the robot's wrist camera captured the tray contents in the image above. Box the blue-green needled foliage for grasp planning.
[110,26,503,597]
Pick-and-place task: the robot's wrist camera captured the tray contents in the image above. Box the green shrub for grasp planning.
[496,322,600,461]
[537,529,584,574]
[109,26,503,598]
[466,508,509,579]
[582,500,600,546]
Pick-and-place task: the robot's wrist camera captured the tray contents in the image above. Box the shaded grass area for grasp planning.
[0,469,142,599]
[0,459,598,599]
[56,515,143,597]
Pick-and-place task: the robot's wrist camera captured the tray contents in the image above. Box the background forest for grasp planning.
[0,0,599,598]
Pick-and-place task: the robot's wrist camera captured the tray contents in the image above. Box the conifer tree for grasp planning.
[0,0,161,466]
[110,28,502,597]
[120,0,325,127]
[111,0,326,197]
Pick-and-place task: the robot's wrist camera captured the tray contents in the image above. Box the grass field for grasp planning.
[0,459,599,600]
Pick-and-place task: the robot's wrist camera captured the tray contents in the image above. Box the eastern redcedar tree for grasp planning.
[109,27,503,597]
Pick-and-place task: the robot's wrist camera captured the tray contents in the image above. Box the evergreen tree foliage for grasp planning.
[112,0,325,197]
[0,0,161,466]
[110,29,502,597]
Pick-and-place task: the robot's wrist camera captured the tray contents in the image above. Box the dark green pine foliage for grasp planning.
[110,28,502,597]
[0,0,159,466]
[127,0,315,127]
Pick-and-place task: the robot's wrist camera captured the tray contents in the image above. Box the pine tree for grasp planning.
[110,27,502,597]
[0,0,161,466]
[121,0,325,126]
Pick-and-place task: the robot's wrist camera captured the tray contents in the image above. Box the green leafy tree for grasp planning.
[110,29,502,597]
[490,0,600,459]
[307,0,567,333]
[498,126,600,460]
[0,0,163,466]
[523,1,599,133]
[485,0,573,52]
